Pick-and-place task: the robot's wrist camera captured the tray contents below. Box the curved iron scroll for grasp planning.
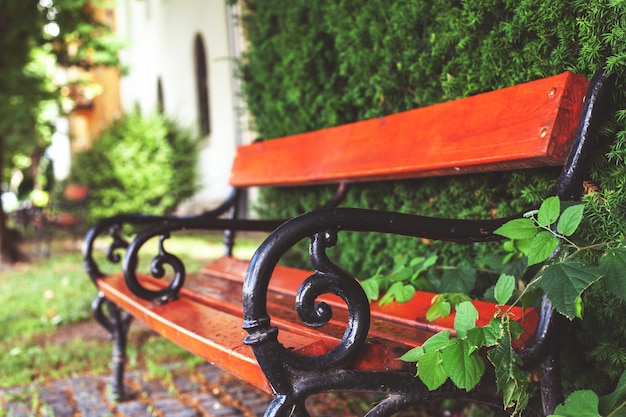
[243,208,512,416]
[83,212,177,285]
[83,188,284,303]
[83,189,241,282]
[120,215,284,303]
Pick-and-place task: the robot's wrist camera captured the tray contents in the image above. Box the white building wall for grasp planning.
[115,0,245,214]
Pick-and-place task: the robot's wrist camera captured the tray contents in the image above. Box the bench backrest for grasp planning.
[230,71,588,187]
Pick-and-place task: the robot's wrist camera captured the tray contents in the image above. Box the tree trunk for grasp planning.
[0,136,28,268]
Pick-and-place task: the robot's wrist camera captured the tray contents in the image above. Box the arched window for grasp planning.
[194,34,210,136]
[157,77,164,114]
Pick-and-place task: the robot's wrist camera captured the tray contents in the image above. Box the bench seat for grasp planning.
[96,256,539,393]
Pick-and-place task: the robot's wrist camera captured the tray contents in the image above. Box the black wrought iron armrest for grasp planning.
[82,188,283,303]
[83,212,189,284]
[121,215,284,304]
[242,208,556,402]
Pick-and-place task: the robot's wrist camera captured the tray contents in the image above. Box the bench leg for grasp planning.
[93,293,133,402]
[539,352,564,415]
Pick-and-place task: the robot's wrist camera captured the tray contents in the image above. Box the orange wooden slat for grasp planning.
[230,71,588,187]
[96,274,273,392]
[201,257,539,349]
[97,273,416,390]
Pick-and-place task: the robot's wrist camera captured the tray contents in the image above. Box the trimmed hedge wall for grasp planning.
[238,0,626,394]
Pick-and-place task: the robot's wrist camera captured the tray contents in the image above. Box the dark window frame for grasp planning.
[194,34,210,136]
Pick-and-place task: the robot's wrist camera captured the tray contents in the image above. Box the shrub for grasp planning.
[70,110,200,222]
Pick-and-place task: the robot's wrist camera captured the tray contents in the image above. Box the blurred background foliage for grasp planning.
[1,1,198,260]
[237,0,626,397]
[0,0,125,264]
[70,110,200,222]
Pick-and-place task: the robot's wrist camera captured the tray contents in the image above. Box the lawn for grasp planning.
[0,230,263,388]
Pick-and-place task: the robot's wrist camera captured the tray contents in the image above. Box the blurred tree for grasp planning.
[0,0,123,267]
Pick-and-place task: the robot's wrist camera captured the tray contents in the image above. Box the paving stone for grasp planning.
[163,409,201,417]
[197,364,223,385]
[194,392,244,416]
[116,400,151,417]
[153,396,197,415]
[76,408,115,417]
[174,374,202,394]
[195,392,224,412]
[142,379,171,399]
[40,389,77,416]
[4,402,32,417]
[205,405,242,417]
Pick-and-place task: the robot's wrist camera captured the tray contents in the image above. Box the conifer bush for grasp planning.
[238,0,626,399]
[70,110,200,222]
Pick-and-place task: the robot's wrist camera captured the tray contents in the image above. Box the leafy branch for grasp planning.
[494,196,626,319]
[361,254,438,305]
[399,273,529,414]
[394,196,626,415]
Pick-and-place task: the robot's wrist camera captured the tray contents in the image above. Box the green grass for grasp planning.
[0,231,264,388]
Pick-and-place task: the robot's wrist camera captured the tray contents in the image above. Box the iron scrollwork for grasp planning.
[83,188,284,304]
[243,208,513,416]
[293,229,371,371]
[122,224,187,304]
[83,213,166,284]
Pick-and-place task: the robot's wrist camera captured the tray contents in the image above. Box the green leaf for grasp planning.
[527,231,559,266]
[411,253,438,270]
[538,196,560,227]
[454,301,479,338]
[389,266,413,282]
[399,346,424,363]
[360,278,379,301]
[550,390,601,417]
[599,248,626,302]
[378,290,395,306]
[408,256,425,267]
[465,327,485,349]
[439,265,476,294]
[509,320,524,341]
[441,339,485,390]
[557,204,585,236]
[393,283,416,303]
[494,274,515,306]
[599,369,626,416]
[426,296,451,322]
[540,261,603,319]
[494,218,538,240]
[486,323,529,412]
[417,350,448,390]
[482,318,503,346]
[487,334,521,385]
[421,330,452,352]
[379,281,414,305]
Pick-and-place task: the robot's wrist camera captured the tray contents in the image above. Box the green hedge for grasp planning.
[238,0,626,395]
[70,110,200,222]
[240,0,626,266]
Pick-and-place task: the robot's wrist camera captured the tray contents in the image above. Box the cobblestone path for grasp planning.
[0,363,271,417]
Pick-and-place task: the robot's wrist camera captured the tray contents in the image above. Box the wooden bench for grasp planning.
[83,70,613,416]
